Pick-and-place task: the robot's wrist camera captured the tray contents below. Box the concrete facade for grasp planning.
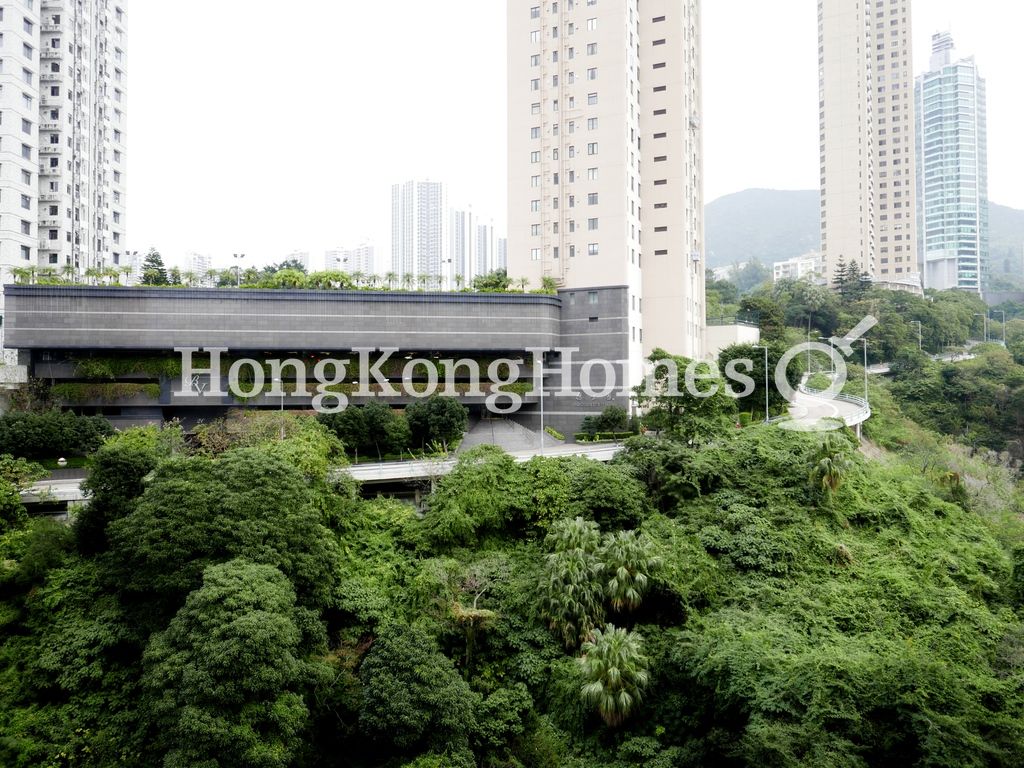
[819,0,918,287]
[0,0,127,308]
[507,0,705,375]
[4,285,632,437]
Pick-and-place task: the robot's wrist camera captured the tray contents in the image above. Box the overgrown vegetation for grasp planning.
[0,389,1022,766]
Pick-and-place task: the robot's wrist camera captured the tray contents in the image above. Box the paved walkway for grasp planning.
[459,418,545,453]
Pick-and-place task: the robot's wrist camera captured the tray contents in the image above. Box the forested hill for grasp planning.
[706,189,1024,273]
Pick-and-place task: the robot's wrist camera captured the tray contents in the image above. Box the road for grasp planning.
[23,443,625,502]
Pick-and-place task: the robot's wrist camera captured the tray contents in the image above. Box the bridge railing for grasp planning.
[799,384,872,426]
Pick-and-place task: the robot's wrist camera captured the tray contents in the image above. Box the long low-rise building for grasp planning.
[3,285,635,437]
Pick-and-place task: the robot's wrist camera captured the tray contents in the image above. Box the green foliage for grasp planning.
[404,396,469,450]
[0,455,46,533]
[0,410,113,459]
[472,269,513,293]
[581,405,631,436]
[358,622,478,754]
[601,530,659,613]
[579,624,650,727]
[142,558,324,768]
[538,517,606,648]
[634,348,738,443]
[50,382,162,404]
[140,248,168,285]
[105,447,341,619]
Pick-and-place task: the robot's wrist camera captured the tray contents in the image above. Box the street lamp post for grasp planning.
[232,253,246,287]
[819,336,836,375]
[994,310,1006,345]
[538,357,545,455]
[753,345,769,423]
[974,313,989,343]
[910,320,922,351]
[862,339,869,407]
[272,376,285,440]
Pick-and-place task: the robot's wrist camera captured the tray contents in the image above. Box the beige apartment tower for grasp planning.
[508,0,705,369]
[819,0,918,288]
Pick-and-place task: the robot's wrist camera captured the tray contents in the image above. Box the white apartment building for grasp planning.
[326,244,375,277]
[391,180,446,283]
[0,0,127,301]
[819,0,917,287]
[185,252,213,286]
[773,252,825,283]
[508,0,705,364]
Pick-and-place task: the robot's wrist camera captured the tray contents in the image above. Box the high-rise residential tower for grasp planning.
[915,32,988,293]
[326,244,375,277]
[508,0,705,364]
[818,0,918,289]
[391,180,446,284]
[0,0,127,300]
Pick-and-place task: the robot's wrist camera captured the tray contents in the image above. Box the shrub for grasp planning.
[0,410,113,459]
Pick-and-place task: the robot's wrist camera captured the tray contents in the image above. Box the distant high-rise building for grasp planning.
[186,253,214,286]
[496,238,508,271]
[326,244,375,277]
[508,0,705,361]
[819,0,919,290]
[282,251,310,271]
[391,180,446,282]
[915,33,988,293]
[0,1,128,309]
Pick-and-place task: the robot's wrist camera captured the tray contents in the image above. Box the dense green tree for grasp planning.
[140,248,168,285]
[634,348,737,444]
[142,559,324,767]
[358,622,478,755]
[405,396,469,450]
[579,624,650,727]
[0,455,46,533]
[0,410,113,459]
[105,447,340,620]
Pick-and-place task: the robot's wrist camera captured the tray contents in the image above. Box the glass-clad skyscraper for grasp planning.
[915,33,988,293]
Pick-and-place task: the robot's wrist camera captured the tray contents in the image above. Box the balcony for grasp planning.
[40,193,60,203]
[39,145,61,155]
[41,23,61,33]
[39,219,61,228]
[40,72,62,83]
[41,50,62,60]
[41,96,62,107]
[41,122,60,132]
[39,165,61,176]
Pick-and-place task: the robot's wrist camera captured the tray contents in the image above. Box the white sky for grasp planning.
[128,1,1023,270]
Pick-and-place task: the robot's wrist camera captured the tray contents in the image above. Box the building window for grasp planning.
[531,151,540,163]
[530,78,539,91]
[531,199,540,212]
[587,167,598,180]
[587,42,597,55]
[531,248,541,261]
[20,245,30,260]
[531,224,541,236]
[530,54,540,66]
[587,67,597,80]
[587,92,598,105]
[531,175,540,187]
[20,220,30,235]
[588,117,598,130]
[531,126,540,139]
[588,291,599,304]
[588,243,599,256]
[588,218,598,230]
[20,143,30,159]
[587,17,597,30]
[531,102,540,114]
[530,30,540,43]
[530,6,540,18]
[587,142,598,155]
[22,43,32,59]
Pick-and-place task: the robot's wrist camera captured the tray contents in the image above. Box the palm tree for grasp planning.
[417,273,431,291]
[454,274,465,291]
[600,531,659,614]
[205,268,219,287]
[120,265,134,285]
[433,274,444,291]
[366,274,380,289]
[517,277,529,293]
[36,267,60,284]
[10,266,35,285]
[182,270,197,287]
[401,273,415,291]
[538,517,605,648]
[809,434,855,501]
[351,270,365,288]
[384,271,398,290]
[579,624,650,727]
[61,264,77,283]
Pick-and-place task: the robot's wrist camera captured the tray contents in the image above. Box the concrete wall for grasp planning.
[4,286,562,353]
